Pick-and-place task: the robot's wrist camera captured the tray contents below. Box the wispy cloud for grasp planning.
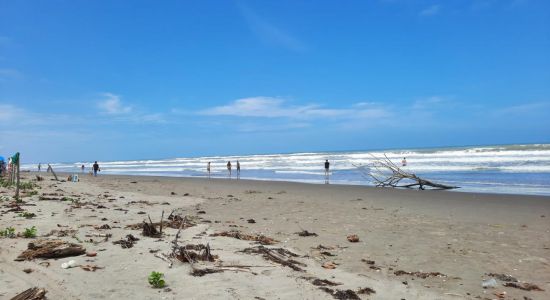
[200,97,391,120]
[0,68,23,81]
[419,4,441,16]
[97,93,132,115]
[0,104,25,122]
[238,3,306,52]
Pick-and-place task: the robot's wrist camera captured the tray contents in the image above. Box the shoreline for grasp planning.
[2,172,549,299]
[38,171,550,199]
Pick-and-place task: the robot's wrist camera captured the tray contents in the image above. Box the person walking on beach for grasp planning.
[207,162,211,178]
[81,164,85,173]
[227,161,232,178]
[93,161,100,177]
[236,160,241,179]
[324,160,330,184]
[38,163,41,172]
[402,157,407,167]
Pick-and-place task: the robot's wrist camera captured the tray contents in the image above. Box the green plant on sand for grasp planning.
[0,227,16,238]
[148,271,166,288]
[23,226,37,238]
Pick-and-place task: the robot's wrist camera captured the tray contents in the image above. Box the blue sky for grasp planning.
[1,0,549,162]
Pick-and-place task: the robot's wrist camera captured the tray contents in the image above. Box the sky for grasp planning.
[1,0,549,163]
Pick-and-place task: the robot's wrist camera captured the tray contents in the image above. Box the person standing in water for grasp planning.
[81,164,85,173]
[324,159,330,184]
[236,160,241,179]
[227,161,232,178]
[93,161,100,177]
[207,162,211,178]
[402,157,407,167]
[38,163,41,172]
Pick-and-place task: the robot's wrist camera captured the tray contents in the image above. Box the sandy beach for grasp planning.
[1,172,549,299]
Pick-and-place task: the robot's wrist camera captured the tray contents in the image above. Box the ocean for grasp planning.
[25,144,550,196]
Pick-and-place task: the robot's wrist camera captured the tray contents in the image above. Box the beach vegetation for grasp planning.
[0,227,16,238]
[148,271,166,288]
[19,181,37,190]
[23,226,37,238]
[19,212,36,219]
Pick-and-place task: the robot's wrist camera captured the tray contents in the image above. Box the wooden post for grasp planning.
[47,164,59,181]
[13,152,20,200]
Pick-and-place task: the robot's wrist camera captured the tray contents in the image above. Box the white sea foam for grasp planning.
[23,144,550,196]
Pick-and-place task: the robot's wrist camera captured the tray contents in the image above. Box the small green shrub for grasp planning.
[0,227,16,238]
[18,212,36,219]
[28,190,38,196]
[19,182,36,190]
[23,226,37,238]
[148,271,166,288]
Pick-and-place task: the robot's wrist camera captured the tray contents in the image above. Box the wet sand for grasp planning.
[1,172,549,299]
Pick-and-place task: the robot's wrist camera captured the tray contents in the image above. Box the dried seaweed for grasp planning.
[296,230,318,237]
[319,287,361,300]
[503,282,544,291]
[113,234,139,249]
[190,268,223,277]
[394,270,446,279]
[357,287,376,295]
[487,273,518,282]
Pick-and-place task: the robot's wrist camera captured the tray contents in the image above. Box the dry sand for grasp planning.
[1,172,549,299]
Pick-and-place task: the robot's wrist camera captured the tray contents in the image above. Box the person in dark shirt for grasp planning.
[227,161,232,178]
[324,160,330,184]
[93,161,100,177]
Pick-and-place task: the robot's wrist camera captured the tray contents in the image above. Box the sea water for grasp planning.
[27,144,550,196]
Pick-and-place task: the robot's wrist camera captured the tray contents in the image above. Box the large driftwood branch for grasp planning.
[354,154,458,190]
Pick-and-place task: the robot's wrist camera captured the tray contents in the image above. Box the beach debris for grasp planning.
[503,282,544,291]
[361,259,375,265]
[319,287,361,300]
[173,243,217,263]
[86,251,97,257]
[80,264,103,272]
[15,239,85,261]
[10,287,47,300]
[61,260,77,269]
[296,230,318,237]
[300,277,342,286]
[113,234,139,249]
[322,262,337,269]
[23,268,33,273]
[247,218,256,223]
[35,175,44,181]
[487,273,518,282]
[210,230,278,245]
[354,155,459,190]
[357,287,376,295]
[347,235,359,242]
[394,270,446,279]
[241,246,306,272]
[190,267,224,277]
[170,192,176,195]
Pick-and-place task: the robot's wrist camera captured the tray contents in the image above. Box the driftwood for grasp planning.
[15,239,85,261]
[355,155,458,190]
[210,231,278,245]
[241,246,305,272]
[10,287,46,300]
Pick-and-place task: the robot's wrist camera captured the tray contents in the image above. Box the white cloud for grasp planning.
[0,68,23,81]
[97,93,132,115]
[199,97,391,121]
[0,104,25,122]
[238,3,306,52]
[419,4,440,16]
